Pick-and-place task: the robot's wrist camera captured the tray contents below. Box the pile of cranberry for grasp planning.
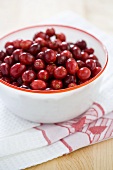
[0,28,102,90]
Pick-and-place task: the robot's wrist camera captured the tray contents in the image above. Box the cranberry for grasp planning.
[22,70,36,83]
[20,40,33,50]
[33,32,46,40]
[44,49,56,63]
[37,70,49,81]
[0,63,10,76]
[69,43,75,52]
[68,82,77,88]
[45,87,53,90]
[59,42,69,51]
[30,80,46,90]
[0,70,2,78]
[94,60,101,67]
[1,77,10,83]
[46,28,55,37]
[13,39,22,49]
[46,64,57,77]
[19,52,34,65]
[13,49,23,62]
[36,51,44,60]
[64,75,76,86]
[5,41,13,48]
[0,51,6,61]
[84,48,94,54]
[6,45,15,55]
[29,43,41,55]
[10,63,26,78]
[17,77,23,86]
[54,66,67,79]
[34,59,45,70]
[41,47,48,52]
[75,40,87,50]
[57,54,67,65]
[77,67,91,80]
[12,82,19,86]
[85,59,96,70]
[48,40,59,50]
[35,37,47,47]
[72,46,81,59]
[81,51,89,61]
[51,80,63,90]
[89,54,98,61]
[66,58,79,75]
[61,50,72,59]
[77,60,85,68]
[4,55,14,65]
[56,33,66,42]
[92,67,102,77]
[20,84,30,89]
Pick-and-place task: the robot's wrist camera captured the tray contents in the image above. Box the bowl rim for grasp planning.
[0,24,108,94]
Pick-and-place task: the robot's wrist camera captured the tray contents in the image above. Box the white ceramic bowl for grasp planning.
[0,25,108,123]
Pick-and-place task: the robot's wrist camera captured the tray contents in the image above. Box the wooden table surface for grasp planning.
[26,138,113,170]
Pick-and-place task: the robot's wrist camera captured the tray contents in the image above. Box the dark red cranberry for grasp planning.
[48,40,59,50]
[0,51,6,61]
[46,28,55,37]
[51,80,63,90]
[92,67,102,77]
[44,49,56,63]
[0,63,10,76]
[84,48,94,54]
[33,32,46,40]
[75,40,87,50]
[68,82,77,88]
[0,70,2,78]
[77,67,91,80]
[30,80,46,90]
[6,45,15,55]
[1,77,10,83]
[72,46,81,59]
[37,70,49,81]
[77,60,85,68]
[17,77,23,86]
[20,40,33,50]
[54,66,67,79]
[81,51,89,61]
[66,58,79,75]
[20,84,30,89]
[19,52,34,65]
[64,75,76,86]
[56,33,66,42]
[94,60,101,67]
[5,41,13,48]
[12,82,19,86]
[61,50,72,59]
[29,43,41,55]
[57,54,67,65]
[59,42,69,51]
[35,37,47,47]
[22,70,36,83]
[10,63,26,78]
[34,59,45,70]
[41,47,48,52]
[36,51,44,60]
[46,64,57,77]
[13,49,23,62]
[13,39,22,49]
[85,59,96,70]
[4,55,14,65]
[89,54,98,61]
[69,43,75,52]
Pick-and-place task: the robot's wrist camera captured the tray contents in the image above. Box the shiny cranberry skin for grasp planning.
[57,54,67,65]
[0,63,10,76]
[20,84,30,89]
[0,51,6,61]
[20,40,33,50]
[66,58,79,75]
[33,32,46,40]
[4,55,14,65]
[84,48,94,54]
[6,45,15,55]
[89,54,98,61]
[72,46,81,59]
[68,82,77,88]
[30,80,46,90]
[41,47,48,52]
[34,59,45,70]
[10,63,26,78]
[59,42,69,51]
[36,51,44,60]
[5,41,13,48]
[64,75,76,86]
[13,39,22,49]
[13,49,23,62]
[92,67,102,77]
[61,50,72,59]
[45,87,53,90]
[69,43,75,52]
[46,28,55,37]
[54,66,67,79]
[46,64,57,77]
[77,60,85,68]
[51,80,63,90]
[17,77,23,86]
[37,70,49,81]
[77,67,91,80]
[22,70,36,83]
[12,82,19,86]
[85,59,96,70]
[48,40,60,50]
[81,51,89,61]
[19,52,34,65]
[56,33,66,42]
[44,49,56,63]
[29,43,41,55]
[1,77,10,83]
[75,40,87,50]
[35,37,47,47]
[94,60,101,67]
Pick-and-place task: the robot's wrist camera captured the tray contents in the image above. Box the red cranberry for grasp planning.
[68,82,77,88]
[94,60,101,67]
[22,70,36,83]
[30,80,46,90]
[20,84,30,89]
[64,75,76,86]
[85,59,96,70]
[41,47,48,52]
[48,40,59,50]
[17,77,23,86]
[4,55,14,65]
[0,63,10,76]
[33,32,46,40]
[13,39,22,49]
[61,50,72,59]
[19,52,34,65]
[54,66,67,79]
[1,77,10,83]
[10,63,26,78]
[59,42,69,51]
[56,33,66,42]
[84,48,94,54]
[44,49,56,63]
[77,67,91,80]
[36,51,44,60]
[12,82,19,86]
[92,67,102,77]
[72,46,81,59]
[37,70,49,81]
[51,80,63,90]
[46,28,55,37]
[0,51,6,61]
[5,41,13,48]
[6,45,15,55]
[57,54,67,65]
[13,49,23,62]
[89,54,98,61]
[69,43,75,52]
[77,60,85,68]
[75,40,87,50]
[20,40,33,50]
[81,51,89,61]
[35,37,47,47]
[29,43,41,55]
[46,64,57,77]
[66,58,79,75]
[34,59,45,70]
